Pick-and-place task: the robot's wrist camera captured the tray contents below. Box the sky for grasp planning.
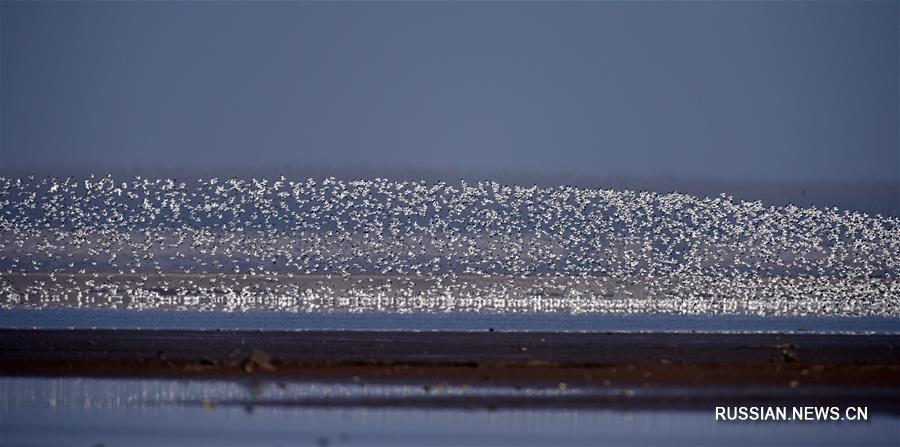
[1,1,898,187]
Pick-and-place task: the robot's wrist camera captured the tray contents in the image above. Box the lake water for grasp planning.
[2,308,899,333]
[2,377,898,447]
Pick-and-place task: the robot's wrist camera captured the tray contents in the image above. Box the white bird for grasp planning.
[0,175,897,316]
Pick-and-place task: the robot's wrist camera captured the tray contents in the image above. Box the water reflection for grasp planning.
[2,377,898,446]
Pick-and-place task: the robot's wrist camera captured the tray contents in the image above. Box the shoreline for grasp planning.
[3,329,898,391]
[4,308,899,334]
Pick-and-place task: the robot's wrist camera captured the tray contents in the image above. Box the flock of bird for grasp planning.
[1,175,897,316]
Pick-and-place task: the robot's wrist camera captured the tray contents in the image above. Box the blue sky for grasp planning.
[2,1,898,184]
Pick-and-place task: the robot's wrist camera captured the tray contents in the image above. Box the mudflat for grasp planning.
[1,329,897,385]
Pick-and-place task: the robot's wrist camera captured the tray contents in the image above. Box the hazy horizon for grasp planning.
[2,1,898,214]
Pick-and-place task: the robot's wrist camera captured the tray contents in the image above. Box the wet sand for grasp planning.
[2,329,898,392]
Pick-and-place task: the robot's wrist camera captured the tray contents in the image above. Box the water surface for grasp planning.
[3,308,899,333]
[3,377,898,447]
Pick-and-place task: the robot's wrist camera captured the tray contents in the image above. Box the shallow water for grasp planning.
[2,377,898,447]
[2,308,899,333]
